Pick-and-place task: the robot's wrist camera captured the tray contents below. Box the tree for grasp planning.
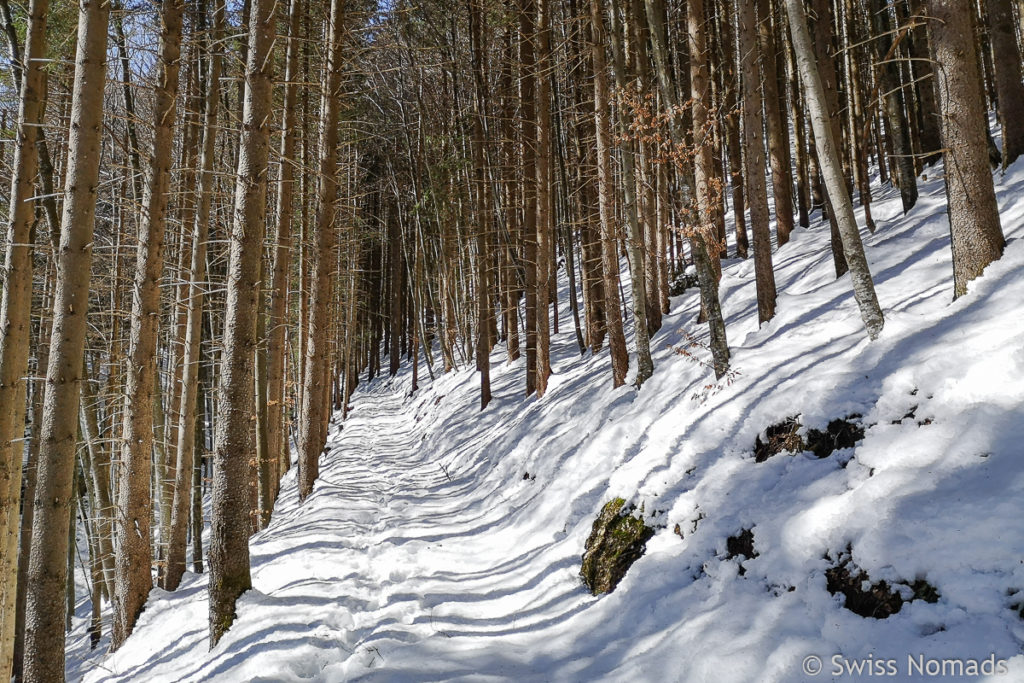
[784,0,884,339]
[113,0,186,647]
[607,0,654,387]
[738,0,777,325]
[164,0,225,593]
[984,0,1024,167]
[298,0,347,500]
[209,0,276,645]
[590,0,630,388]
[22,0,110,677]
[0,0,48,675]
[925,0,1006,297]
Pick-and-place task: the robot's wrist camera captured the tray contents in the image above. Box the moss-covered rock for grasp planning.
[580,498,655,595]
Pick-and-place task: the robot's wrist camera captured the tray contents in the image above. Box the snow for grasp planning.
[69,158,1024,682]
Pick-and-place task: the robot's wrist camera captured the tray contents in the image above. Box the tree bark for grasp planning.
[266,0,303,511]
[985,0,1024,167]
[608,0,654,387]
[757,0,795,246]
[739,0,778,325]
[688,0,731,376]
[297,0,346,500]
[0,0,48,673]
[590,0,630,388]
[534,0,553,396]
[925,0,1006,297]
[164,0,224,593]
[22,0,110,677]
[113,0,185,647]
[209,0,276,645]
[785,0,885,340]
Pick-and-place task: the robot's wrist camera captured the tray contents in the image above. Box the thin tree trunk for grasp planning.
[113,0,185,647]
[608,0,654,387]
[266,0,303,513]
[986,0,1024,167]
[470,0,493,407]
[164,0,223,593]
[784,0,885,339]
[739,0,777,324]
[590,0,629,388]
[757,0,794,246]
[688,0,731,376]
[297,0,346,501]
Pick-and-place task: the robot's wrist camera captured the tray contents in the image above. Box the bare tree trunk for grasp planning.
[209,0,276,646]
[757,0,795,246]
[986,0,1024,167]
[870,0,918,213]
[297,0,346,501]
[590,0,630,388]
[784,0,884,339]
[520,0,539,396]
[164,0,224,593]
[113,0,185,647]
[608,0,654,386]
[470,0,493,407]
[534,0,553,396]
[719,0,749,257]
[266,0,303,510]
[925,0,1006,296]
[688,0,731,376]
[23,0,110,677]
[0,0,48,673]
[739,0,777,324]
[809,0,848,277]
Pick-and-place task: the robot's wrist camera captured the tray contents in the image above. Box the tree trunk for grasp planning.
[985,0,1024,167]
[470,0,493,407]
[22,0,110,677]
[266,0,302,511]
[590,0,630,388]
[809,0,848,277]
[688,0,731,376]
[113,0,185,647]
[739,0,778,324]
[297,0,346,500]
[718,0,749,257]
[925,0,1006,297]
[209,0,276,645]
[608,0,654,387]
[784,0,885,339]
[534,0,553,396]
[0,0,48,674]
[870,0,918,213]
[757,0,795,246]
[164,0,223,593]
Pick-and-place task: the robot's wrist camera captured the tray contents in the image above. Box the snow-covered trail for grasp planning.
[77,373,597,682]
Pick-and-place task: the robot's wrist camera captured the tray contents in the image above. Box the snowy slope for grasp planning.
[70,161,1024,682]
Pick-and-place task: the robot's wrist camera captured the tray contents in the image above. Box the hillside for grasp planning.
[66,158,1024,682]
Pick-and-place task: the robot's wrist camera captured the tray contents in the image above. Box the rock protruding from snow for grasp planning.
[580,498,655,595]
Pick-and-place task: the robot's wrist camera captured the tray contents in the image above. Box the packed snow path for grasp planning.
[78,375,609,682]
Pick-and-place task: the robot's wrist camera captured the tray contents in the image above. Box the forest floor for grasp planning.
[70,159,1024,682]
